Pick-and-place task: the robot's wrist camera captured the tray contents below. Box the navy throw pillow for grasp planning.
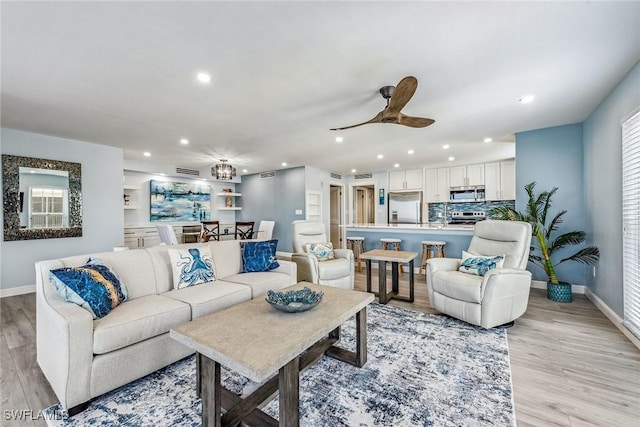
[241,239,280,273]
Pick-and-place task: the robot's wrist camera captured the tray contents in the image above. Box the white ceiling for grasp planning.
[2,1,639,177]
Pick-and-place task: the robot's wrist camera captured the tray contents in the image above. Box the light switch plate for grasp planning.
[295,209,303,215]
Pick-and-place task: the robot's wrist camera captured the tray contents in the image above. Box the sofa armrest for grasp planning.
[291,252,320,284]
[36,290,94,410]
[272,259,297,284]
[425,258,462,307]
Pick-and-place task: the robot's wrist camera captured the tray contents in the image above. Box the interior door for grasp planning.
[329,185,342,248]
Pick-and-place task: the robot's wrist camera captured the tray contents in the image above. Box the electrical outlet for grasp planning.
[592,266,596,278]
[295,209,303,215]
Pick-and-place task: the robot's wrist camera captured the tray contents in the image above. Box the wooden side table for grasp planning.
[360,249,418,304]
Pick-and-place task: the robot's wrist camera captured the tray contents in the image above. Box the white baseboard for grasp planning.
[0,285,36,298]
[585,289,640,350]
[530,280,586,294]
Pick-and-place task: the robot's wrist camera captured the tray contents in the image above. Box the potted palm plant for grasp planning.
[489,182,600,302]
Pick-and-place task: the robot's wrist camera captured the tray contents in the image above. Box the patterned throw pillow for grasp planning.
[168,246,216,290]
[305,242,335,261]
[241,239,280,272]
[49,259,128,319]
[458,250,505,276]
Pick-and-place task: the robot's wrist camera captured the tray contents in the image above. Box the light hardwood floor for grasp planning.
[1,270,639,426]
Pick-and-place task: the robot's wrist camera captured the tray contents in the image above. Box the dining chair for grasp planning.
[234,221,255,240]
[201,220,220,242]
[156,224,178,245]
[257,220,275,240]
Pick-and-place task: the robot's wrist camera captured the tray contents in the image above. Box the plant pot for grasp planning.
[547,281,572,302]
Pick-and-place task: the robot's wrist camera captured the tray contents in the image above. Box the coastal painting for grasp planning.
[150,180,211,222]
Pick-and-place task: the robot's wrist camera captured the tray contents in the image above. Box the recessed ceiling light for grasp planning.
[377,154,384,159]
[197,72,211,83]
[242,169,248,173]
[394,163,400,168]
[335,136,344,143]
[282,162,287,167]
[351,169,356,173]
[519,95,535,104]
[484,137,492,143]
[143,152,151,157]
[180,138,189,145]
[448,156,455,161]
[442,144,450,150]
[407,149,415,155]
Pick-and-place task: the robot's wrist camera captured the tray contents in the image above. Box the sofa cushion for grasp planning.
[49,259,128,319]
[168,246,216,289]
[431,270,484,303]
[93,294,191,354]
[162,280,251,318]
[206,240,243,278]
[318,258,351,280]
[222,272,293,298]
[241,239,279,272]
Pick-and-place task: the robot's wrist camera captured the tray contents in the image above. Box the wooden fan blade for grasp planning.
[386,76,418,116]
[330,111,383,131]
[397,113,435,128]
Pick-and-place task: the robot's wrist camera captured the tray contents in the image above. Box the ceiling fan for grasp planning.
[330,76,435,131]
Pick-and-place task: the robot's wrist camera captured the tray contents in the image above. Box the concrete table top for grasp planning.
[359,249,419,263]
[170,282,374,383]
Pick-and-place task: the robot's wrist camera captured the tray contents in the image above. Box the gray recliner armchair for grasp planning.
[426,220,532,328]
[291,220,354,289]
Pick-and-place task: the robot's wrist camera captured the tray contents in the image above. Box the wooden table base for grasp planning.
[365,259,415,304]
[198,307,368,427]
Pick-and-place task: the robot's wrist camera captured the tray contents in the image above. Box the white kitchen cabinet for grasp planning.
[449,164,484,187]
[484,160,515,201]
[425,168,450,202]
[389,169,423,191]
[124,226,183,248]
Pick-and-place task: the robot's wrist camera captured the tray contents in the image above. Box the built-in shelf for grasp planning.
[124,184,141,190]
[124,205,140,210]
[218,207,242,211]
[217,192,242,197]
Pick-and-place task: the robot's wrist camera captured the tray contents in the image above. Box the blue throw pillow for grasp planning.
[49,259,128,319]
[168,246,216,290]
[458,250,505,276]
[241,239,280,273]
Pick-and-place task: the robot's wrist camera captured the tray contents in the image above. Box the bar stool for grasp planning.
[418,240,446,280]
[380,238,403,274]
[346,236,366,272]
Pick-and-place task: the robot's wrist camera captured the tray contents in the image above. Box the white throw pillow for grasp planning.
[458,250,505,276]
[305,242,335,261]
[168,246,216,290]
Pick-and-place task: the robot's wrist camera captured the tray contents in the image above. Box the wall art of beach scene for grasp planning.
[150,180,211,222]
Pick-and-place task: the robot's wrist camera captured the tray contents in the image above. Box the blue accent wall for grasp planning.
[515,123,586,285]
[237,167,306,253]
[583,60,640,316]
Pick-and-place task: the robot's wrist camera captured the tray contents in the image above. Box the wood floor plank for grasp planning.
[0,270,638,426]
[0,334,35,427]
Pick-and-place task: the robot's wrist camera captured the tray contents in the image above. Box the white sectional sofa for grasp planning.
[35,239,297,414]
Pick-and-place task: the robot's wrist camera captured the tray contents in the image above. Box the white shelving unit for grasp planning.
[123,184,141,210]
[217,192,242,210]
[306,191,322,221]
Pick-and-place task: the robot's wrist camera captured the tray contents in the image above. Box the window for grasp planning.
[29,187,68,228]
[622,107,640,338]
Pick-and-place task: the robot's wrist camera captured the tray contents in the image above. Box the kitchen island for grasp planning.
[343,223,475,269]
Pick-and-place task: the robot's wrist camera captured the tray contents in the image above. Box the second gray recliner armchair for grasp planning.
[291,220,354,289]
[426,219,532,328]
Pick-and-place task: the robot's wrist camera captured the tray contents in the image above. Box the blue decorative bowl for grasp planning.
[266,287,324,313]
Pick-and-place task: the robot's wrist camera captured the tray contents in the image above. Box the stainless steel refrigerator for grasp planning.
[388,191,422,224]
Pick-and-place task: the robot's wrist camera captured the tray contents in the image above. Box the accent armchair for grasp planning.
[426,220,532,328]
[291,220,354,289]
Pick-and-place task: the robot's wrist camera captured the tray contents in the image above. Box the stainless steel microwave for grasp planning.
[449,186,485,203]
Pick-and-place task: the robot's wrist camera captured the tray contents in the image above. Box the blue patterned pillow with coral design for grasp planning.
[305,242,335,261]
[241,239,280,273]
[458,250,505,276]
[49,259,128,319]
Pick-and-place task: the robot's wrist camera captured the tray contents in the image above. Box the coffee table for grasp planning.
[170,282,374,427]
[359,249,418,304]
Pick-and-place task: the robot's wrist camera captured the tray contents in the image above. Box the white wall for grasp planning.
[1,128,124,291]
[123,170,236,227]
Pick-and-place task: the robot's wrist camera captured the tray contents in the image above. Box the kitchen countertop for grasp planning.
[341,223,475,234]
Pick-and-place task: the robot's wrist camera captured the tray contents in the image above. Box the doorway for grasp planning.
[354,185,375,224]
[329,184,344,249]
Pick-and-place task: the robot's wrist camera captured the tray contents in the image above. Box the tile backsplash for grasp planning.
[428,200,516,222]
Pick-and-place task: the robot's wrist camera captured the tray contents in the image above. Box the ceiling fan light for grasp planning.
[212,159,236,180]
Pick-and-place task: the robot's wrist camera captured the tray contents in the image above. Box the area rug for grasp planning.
[44,303,515,426]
